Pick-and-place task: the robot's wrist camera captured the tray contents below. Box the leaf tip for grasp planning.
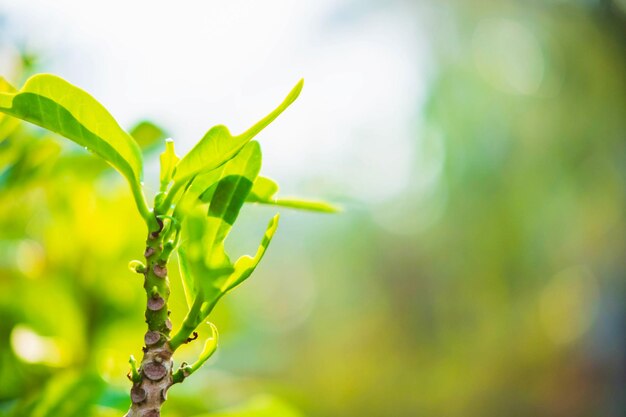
[270,213,280,227]
[322,202,342,213]
[208,321,219,344]
[287,78,304,104]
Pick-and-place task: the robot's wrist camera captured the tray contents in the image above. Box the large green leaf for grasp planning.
[202,141,262,267]
[0,74,146,214]
[181,141,261,290]
[0,76,15,93]
[175,141,279,322]
[172,79,303,185]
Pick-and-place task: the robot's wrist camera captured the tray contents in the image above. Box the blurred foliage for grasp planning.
[1,0,626,416]
[270,1,626,416]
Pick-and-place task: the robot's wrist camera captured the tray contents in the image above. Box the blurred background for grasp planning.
[1,0,625,416]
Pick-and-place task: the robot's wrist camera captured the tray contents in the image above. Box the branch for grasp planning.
[172,323,219,384]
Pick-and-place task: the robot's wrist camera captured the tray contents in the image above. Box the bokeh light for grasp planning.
[1,1,625,416]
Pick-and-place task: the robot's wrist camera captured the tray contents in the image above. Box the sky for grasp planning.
[0,0,428,204]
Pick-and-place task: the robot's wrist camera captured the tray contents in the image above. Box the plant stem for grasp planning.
[168,295,203,351]
[129,179,153,227]
[125,221,174,417]
[156,180,185,216]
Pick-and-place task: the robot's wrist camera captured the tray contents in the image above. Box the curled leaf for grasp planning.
[222,214,279,293]
[189,322,219,373]
[128,260,146,274]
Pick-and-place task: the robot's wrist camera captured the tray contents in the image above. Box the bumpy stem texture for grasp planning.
[126,222,174,417]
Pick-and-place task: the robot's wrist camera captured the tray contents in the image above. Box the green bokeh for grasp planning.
[1,1,625,416]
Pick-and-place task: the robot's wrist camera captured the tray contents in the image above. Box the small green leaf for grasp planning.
[128,260,146,274]
[128,355,141,383]
[222,214,279,293]
[189,322,219,373]
[129,120,169,151]
[247,176,339,213]
[160,138,180,190]
[172,80,303,184]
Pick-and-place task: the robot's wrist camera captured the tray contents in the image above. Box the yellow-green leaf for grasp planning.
[221,214,279,293]
[247,176,338,213]
[160,138,180,189]
[0,74,148,217]
[172,80,303,184]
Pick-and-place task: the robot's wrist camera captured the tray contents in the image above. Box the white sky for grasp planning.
[0,0,428,203]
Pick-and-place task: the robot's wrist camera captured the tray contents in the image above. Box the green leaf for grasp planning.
[0,77,16,93]
[193,175,338,213]
[160,138,180,190]
[221,214,279,293]
[177,246,197,308]
[172,79,303,185]
[247,176,339,213]
[174,142,268,325]
[0,74,149,219]
[129,120,169,151]
[186,214,278,326]
[246,176,278,201]
[190,322,219,373]
[202,141,262,262]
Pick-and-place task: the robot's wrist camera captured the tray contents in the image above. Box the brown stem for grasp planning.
[125,343,173,417]
[125,224,174,417]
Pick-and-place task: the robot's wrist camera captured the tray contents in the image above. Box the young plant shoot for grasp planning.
[0,74,335,417]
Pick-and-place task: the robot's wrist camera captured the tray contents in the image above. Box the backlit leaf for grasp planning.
[177,246,197,309]
[160,138,179,189]
[0,74,147,216]
[222,214,279,293]
[247,176,338,213]
[172,80,303,184]
[129,120,169,151]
